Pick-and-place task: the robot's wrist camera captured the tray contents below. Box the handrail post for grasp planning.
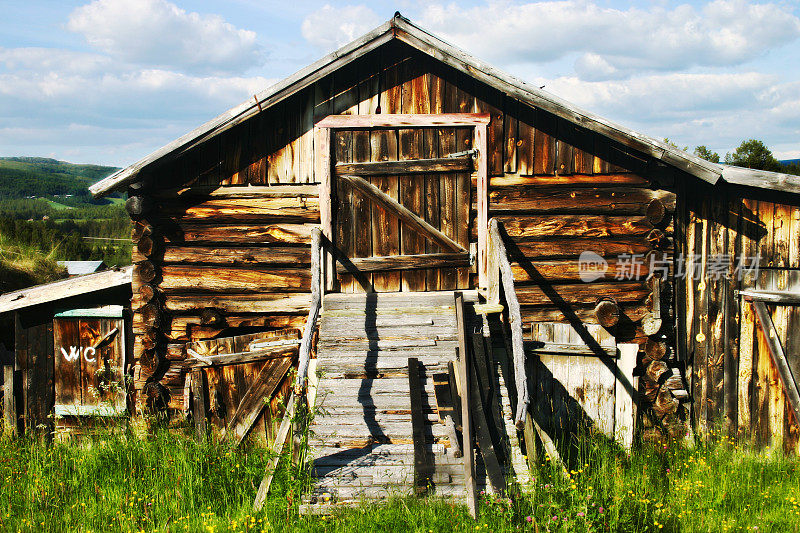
[489,219,529,429]
[292,227,323,464]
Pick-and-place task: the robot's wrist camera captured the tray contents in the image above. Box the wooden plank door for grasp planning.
[54,315,126,416]
[317,114,490,293]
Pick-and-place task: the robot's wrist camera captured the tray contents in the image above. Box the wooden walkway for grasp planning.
[305,291,505,511]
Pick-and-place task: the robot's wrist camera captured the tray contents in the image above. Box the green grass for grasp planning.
[0,424,798,532]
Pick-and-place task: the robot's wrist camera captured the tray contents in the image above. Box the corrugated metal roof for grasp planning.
[57,260,107,275]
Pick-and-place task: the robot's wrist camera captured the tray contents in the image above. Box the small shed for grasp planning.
[0,267,132,436]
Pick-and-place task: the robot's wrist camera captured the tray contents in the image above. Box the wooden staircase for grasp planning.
[304,291,494,511]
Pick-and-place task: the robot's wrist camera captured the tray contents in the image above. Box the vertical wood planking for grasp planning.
[316,127,333,291]
[725,195,742,435]
[266,101,286,185]
[708,193,727,425]
[517,101,535,176]
[533,108,556,175]
[475,124,488,289]
[503,97,518,174]
[334,130,355,293]
[399,59,429,291]
[299,88,315,183]
[246,113,268,184]
[473,80,503,176]
[614,344,638,448]
[556,118,575,176]
[370,129,401,291]
[54,319,81,407]
[436,65,460,290]
[79,319,102,407]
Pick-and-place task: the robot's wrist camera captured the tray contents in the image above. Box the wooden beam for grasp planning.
[335,156,471,176]
[340,175,466,253]
[739,289,800,305]
[454,292,477,519]
[316,113,490,128]
[476,123,489,289]
[3,365,17,436]
[190,369,207,440]
[221,356,294,446]
[489,219,529,429]
[524,341,618,358]
[185,344,298,368]
[253,391,295,511]
[335,252,469,274]
[155,184,319,199]
[0,266,132,314]
[752,301,800,427]
[469,334,507,494]
[316,128,334,292]
[408,358,432,493]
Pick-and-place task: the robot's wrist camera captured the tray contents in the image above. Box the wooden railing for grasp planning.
[487,218,529,429]
[294,227,322,398]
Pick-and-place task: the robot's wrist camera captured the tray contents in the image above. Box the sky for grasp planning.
[1,0,799,167]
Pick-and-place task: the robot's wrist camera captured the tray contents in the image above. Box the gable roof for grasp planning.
[0,266,132,314]
[89,13,800,197]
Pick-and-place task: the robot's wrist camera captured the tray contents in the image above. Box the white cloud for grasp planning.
[301,4,381,51]
[533,71,800,157]
[542,72,777,121]
[67,0,263,75]
[418,0,800,80]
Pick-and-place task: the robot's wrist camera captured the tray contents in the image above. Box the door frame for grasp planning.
[315,113,490,292]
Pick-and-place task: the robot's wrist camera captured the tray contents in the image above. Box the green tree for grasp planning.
[724,139,781,171]
[693,146,720,163]
[663,138,688,151]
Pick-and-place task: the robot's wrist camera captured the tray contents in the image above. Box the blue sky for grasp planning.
[1,0,799,167]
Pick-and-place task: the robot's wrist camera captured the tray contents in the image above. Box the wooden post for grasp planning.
[408,358,432,493]
[253,391,296,511]
[614,344,639,449]
[190,369,207,440]
[315,126,334,292]
[486,217,500,305]
[454,292,477,518]
[3,365,16,436]
[476,124,489,290]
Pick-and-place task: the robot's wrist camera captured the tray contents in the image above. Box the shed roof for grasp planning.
[89,13,800,197]
[0,266,132,314]
[57,260,107,275]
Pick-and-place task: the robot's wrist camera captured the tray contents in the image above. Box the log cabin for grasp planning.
[85,13,800,507]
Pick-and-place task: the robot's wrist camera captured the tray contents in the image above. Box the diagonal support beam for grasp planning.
[339,175,466,253]
[752,300,800,426]
[219,356,294,446]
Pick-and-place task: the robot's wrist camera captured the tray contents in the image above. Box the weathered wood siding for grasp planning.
[130,41,678,421]
[681,186,800,452]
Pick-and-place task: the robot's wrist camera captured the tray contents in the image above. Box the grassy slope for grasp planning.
[0,157,128,291]
[0,157,118,201]
[0,426,797,532]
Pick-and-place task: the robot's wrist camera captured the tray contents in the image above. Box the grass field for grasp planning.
[0,423,798,532]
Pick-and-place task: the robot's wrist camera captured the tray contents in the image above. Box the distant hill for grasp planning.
[780,159,800,166]
[0,156,120,205]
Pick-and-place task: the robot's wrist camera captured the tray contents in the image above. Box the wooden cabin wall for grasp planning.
[682,186,800,452]
[129,41,679,422]
[14,309,54,434]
